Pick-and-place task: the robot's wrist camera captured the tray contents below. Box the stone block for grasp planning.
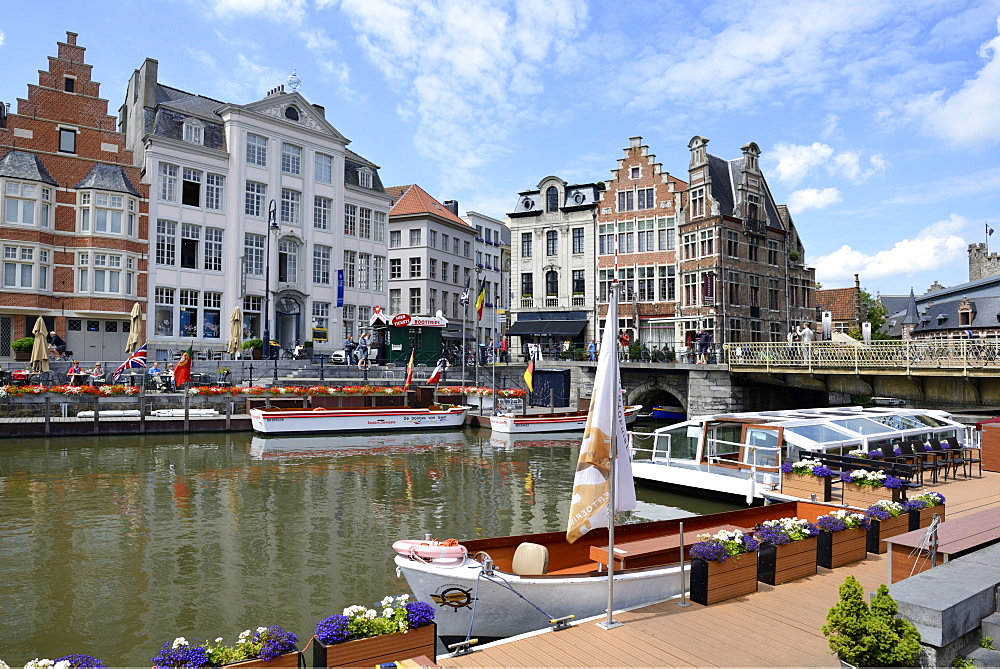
[980,612,1000,641]
[891,559,1000,647]
[967,647,1000,667]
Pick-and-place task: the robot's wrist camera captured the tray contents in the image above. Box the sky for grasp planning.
[1,0,999,297]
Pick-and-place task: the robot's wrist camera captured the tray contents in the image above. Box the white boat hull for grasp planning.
[249,405,470,434]
[631,459,763,501]
[489,405,642,434]
[395,555,685,640]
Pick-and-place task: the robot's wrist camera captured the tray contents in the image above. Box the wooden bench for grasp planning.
[801,451,919,492]
[589,524,750,570]
[885,507,1000,583]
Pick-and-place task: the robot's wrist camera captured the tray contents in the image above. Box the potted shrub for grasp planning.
[822,575,921,667]
[12,336,35,362]
[688,529,760,605]
[150,626,300,668]
[242,338,263,360]
[754,516,820,585]
[841,469,904,509]
[780,458,837,501]
[865,500,910,554]
[816,510,870,569]
[904,491,945,531]
[311,595,436,667]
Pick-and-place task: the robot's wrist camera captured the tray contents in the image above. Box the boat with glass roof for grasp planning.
[629,406,975,503]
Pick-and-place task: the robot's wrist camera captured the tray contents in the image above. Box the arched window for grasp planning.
[546,186,559,212]
[545,270,558,296]
[278,240,298,283]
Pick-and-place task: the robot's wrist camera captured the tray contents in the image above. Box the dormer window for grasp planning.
[546,186,558,212]
[357,168,373,189]
[183,119,203,146]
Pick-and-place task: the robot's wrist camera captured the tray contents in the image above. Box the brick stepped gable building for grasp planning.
[120,59,390,359]
[816,274,864,334]
[677,136,814,350]
[0,32,148,361]
[505,176,602,352]
[595,137,687,348]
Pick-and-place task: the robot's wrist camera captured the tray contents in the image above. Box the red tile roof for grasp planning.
[816,287,860,321]
[386,184,467,226]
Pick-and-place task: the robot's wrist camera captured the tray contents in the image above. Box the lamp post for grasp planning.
[262,199,280,362]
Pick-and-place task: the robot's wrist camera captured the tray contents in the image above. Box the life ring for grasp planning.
[392,538,468,561]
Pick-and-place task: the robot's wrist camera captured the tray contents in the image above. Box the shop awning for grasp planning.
[506,320,588,337]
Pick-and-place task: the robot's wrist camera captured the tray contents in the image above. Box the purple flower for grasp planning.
[894,448,903,456]
[867,450,882,458]
[150,641,211,668]
[405,601,435,628]
[841,472,856,484]
[902,499,928,512]
[54,656,106,669]
[883,476,904,489]
[816,515,847,532]
[755,524,792,545]
[690,540,730,561]
[741,533,760,553]
[780,462,793,474]
[866,504,891,521]
[812,465,836,478]
[253,625,298,661]
[315,615,351,645]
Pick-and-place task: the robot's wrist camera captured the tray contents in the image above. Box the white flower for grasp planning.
[364,609,377,619]
[172,637,188,649]
[215,638,224,644]
[256,626,267,634]
[239,630,251,641]
[383,607,394,617]
[396,594,409,603]
[54,663,70,669]
[381,596,393,606]
[25,660,54,669]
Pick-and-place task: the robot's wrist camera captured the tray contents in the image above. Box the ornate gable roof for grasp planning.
[241,92,348,144]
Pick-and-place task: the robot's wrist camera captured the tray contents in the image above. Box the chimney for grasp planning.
[312,104,325,118]
[66,32,78,46]
[443,200,459,216]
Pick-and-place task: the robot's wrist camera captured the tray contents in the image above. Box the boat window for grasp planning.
[660,424,698,459]
[871,414,922,430]
[911,414,947,427]
[784,423,855,444]
[741,425,782,470]
[830,418,896,436]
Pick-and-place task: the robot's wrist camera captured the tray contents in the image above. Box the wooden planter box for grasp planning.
[310,623,436,668]
[369,394,406,408]
[866,514,910,554]
[758,537,818,585]
[842,483,901,510]
[817,527,868,569]
[224,650,302,668]
[908,504,946,531]
[689,552,758,605]
[780,473,833,501]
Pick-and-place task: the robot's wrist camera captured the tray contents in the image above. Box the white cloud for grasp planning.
[186,47,287,102]
[203,0,307,24]
[820,114,839,139]
[0,29,5,47]
[905,18,1000,147]
[770,142,887,187]
[786,187,842,213]
[298,28,359,100]
[813,214,968,284]
[339,0,589,188]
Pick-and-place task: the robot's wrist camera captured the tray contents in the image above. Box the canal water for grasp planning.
[0,426,736,666]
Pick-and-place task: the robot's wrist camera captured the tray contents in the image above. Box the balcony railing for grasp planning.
[744,217,767,235]
[572,295,586,307]
[545,297,559,308]
[520,297,534,308]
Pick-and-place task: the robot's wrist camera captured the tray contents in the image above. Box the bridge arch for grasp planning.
[626,377,687,416]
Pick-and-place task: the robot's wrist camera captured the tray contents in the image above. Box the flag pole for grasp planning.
[598,279,623,631]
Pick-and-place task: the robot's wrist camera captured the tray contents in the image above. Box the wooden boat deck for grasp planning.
[439,469,1000,667]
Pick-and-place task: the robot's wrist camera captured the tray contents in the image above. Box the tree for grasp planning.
[822,576,921,666]
[847,289,891,340]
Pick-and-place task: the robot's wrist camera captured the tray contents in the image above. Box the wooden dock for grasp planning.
[439,470,1000,667]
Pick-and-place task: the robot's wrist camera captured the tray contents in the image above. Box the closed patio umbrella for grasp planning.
[126,302,142,355]
[30,316,50,373]
[227,306,243,358]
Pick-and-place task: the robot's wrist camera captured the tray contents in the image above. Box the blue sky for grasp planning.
[2,0,999,297]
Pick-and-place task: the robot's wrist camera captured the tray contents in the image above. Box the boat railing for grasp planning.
[706,437,781,485]
[628,431,671,464]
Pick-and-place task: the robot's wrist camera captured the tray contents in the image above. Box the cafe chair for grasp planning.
[945,436,982,477]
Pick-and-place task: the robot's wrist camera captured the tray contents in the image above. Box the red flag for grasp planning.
[403,349,415,390]
[523,359,534,392]
[174,345,194,387]
[427,358,447,384]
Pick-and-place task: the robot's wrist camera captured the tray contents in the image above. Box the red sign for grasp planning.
[391,313,412,327]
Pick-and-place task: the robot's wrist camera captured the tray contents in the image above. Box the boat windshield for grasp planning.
[829,417,896,436]
[910,414,949,428]
[870,414,923,430]
[784,422,857,446]
[657,424,699,460]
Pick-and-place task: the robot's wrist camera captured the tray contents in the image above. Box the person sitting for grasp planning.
[67,360,84,385]
[89,362,106,386]
[147,363,164,390]
[163,363,176,391]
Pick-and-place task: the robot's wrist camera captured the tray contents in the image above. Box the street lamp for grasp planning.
[262,199,280,361]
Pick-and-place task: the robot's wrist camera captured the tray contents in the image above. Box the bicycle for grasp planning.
[639,345,667,363]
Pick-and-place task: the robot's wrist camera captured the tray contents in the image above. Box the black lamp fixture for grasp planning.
[262,199,280,361]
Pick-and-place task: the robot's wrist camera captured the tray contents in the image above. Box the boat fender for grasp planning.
[392,538,468,561]
[313,407,328,411]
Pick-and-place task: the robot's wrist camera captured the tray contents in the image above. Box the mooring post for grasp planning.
[93,396,100,434]
[183,392,190,433]
[139,393,146,434]
[44,396,51,436]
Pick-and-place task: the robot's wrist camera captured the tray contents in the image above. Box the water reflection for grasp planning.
[0,428,734,666]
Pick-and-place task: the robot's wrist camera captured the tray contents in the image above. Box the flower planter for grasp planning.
[224,650,302,668]
[310,623,436,668]
[757,537,818,585]
[866,514,910,554]
[817,527,868,569]
[780,473,832,501]
[689,552,758,605]
[841,483,901,510]
[908,504,945,531]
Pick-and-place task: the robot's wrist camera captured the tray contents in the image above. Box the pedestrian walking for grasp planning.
[587,339,597,361]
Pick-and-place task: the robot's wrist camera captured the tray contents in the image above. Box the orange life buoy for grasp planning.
[392,538,468,561]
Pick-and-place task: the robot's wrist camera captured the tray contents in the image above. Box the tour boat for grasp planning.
[394,499,839,643]
[630,406,972,503]
[488,405,643,434]
[249,431,468,458]
[249,404,470,434]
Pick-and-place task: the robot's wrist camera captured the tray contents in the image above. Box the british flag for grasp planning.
[112,343,147,382]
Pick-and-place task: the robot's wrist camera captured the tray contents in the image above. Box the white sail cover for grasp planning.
[566,282,636,543]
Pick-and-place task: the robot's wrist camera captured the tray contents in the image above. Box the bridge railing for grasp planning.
[723,339,1000,374]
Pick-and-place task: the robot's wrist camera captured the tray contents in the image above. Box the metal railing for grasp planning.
[725,340,1000,374]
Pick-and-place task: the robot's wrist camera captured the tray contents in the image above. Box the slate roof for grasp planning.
[0,150,58,186]
[911,295,1000,334]
[816,287,859,321]
[74,163,141,196]
[387,184,467,226]
[705,153,784,230]
[344,151,386,194]
[878,294,910,317]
